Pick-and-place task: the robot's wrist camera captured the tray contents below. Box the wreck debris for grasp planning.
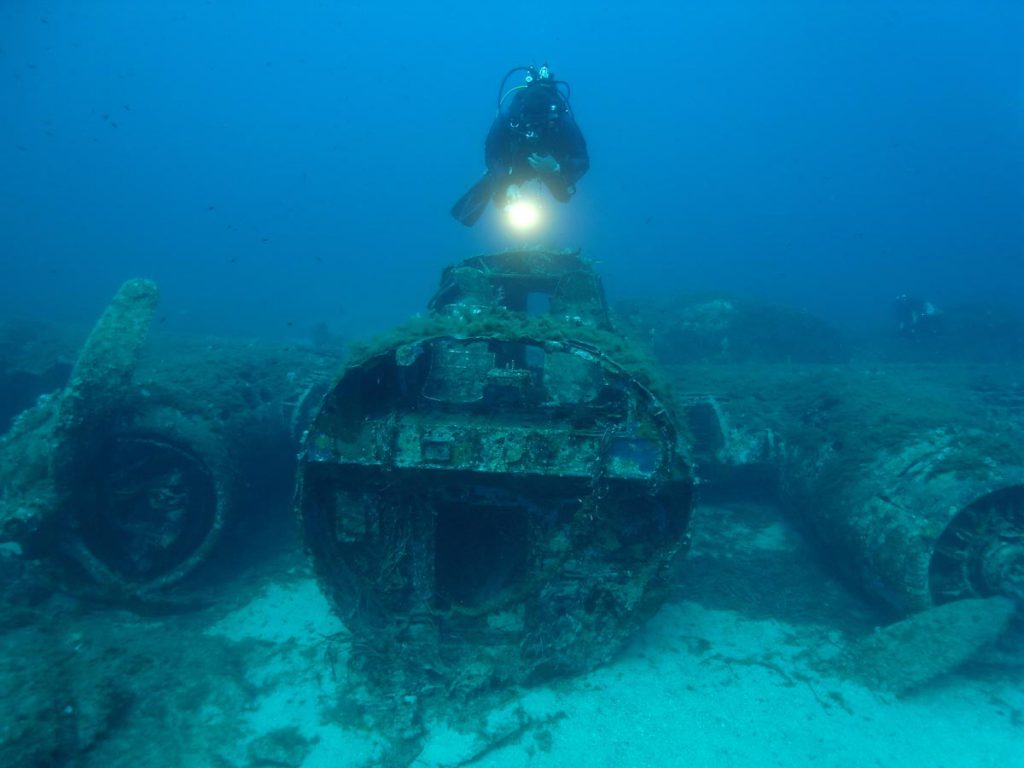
[840,596,1017,695]
[778,409,1019,614]
[297,249,695,696]
[0,278,160,558]
[54,278,160,441]
[654,363,1024,616]
[0,280,343,599]
[615,295,850,365]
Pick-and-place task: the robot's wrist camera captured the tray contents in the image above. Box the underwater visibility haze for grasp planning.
[2,1,1021,336]
[1,2,1023,767]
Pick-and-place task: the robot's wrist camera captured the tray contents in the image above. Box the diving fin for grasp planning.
[450,174,494,227]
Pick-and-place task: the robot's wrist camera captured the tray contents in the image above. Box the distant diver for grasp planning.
[894,293,942,336]
[451,64,590,226]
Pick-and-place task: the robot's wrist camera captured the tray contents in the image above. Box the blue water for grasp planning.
[2,1,1021,340]
[2,5,1024,765]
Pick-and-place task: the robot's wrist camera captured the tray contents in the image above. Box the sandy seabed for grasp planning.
[5,500,1021,768]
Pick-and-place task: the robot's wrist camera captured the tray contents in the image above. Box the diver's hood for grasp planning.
[514,84,566,125]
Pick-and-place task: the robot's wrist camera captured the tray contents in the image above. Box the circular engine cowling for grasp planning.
[64,407,232,594]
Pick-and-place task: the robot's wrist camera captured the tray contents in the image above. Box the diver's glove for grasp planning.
[528,153,561,174]
[505,184,521,203]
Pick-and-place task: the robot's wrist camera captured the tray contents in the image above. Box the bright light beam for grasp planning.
[504,198,541,231]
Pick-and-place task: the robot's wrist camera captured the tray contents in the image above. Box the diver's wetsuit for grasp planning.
[484,88,590,204]
[452,80,589,226]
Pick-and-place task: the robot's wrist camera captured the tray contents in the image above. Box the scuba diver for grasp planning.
[894,293,942,336]
[451,65,590,227]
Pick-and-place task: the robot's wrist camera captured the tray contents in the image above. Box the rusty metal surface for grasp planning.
[298,251,694,694]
